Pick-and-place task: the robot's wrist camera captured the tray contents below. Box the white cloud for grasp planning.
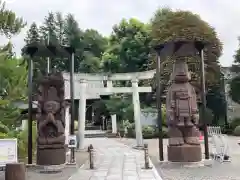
[2,0,240,66]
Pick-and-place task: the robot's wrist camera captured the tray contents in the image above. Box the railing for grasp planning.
[207,126,230,162]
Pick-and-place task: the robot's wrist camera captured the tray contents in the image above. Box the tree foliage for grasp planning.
[19,8,227,127]
[230,76,240,104]
[102,18,151,73]
[230,38,240,104]
[0,1,26,37]
[23,12,107,75]
[0,55,27,130]
[150,8,223,92]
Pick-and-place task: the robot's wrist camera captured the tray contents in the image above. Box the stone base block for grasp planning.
[5,163,25,180]
[37,148,66,165]
[167,144,202,162]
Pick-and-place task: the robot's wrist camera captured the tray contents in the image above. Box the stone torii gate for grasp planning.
[63,70,155,149]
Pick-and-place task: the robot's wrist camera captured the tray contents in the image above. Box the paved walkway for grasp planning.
[69,138,162,180]
[117,137,240,180]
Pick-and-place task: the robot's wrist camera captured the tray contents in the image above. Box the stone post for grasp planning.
[111,114,117,134]
[78,79,87,150]
[131,79,143,147]
[5,163,26,180]
[107,80,113,88]
[21,119,28,130]
[65,106,70,145]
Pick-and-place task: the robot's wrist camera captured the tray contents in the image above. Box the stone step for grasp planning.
[84,130,107,138]
[85,125,101,131]
[106,133,118,138]
[85,133,106,138]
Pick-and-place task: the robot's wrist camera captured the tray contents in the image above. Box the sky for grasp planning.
[2,0,240,67]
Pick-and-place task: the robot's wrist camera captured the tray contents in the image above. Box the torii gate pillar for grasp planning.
[132,79,143,147]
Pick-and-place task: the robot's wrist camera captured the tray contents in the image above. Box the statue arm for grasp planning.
[166,90,175,125]
[191,87,199,125]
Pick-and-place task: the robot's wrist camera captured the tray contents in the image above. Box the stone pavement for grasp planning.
[68,138,162,180]
[116,136,240,180]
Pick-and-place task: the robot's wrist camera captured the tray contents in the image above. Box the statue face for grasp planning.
[44,101,60,114]
[172,60,190,82]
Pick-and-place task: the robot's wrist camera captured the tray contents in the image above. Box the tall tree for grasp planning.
[79,29,107,73]
[82,29,107,58]
[40,12,57,45]
[230,38,240,103]
[39,12,59,70]
[0,1,26,37]
[0,55,27,129]
[22,22,46,92]
[102,18,151,73]
[55,12,65,44]
[63,15,105,73]
[149,8,223,94]
[60,13,83,72]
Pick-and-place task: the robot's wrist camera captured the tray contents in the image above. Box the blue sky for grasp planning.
[2,0,240,67]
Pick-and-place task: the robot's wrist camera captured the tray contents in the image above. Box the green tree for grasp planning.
[230,37,240,104]
[230,76,240,104]
[22,22,46,94]
[39,12,60,71]
[82,29,107,58]
[40,12,57,45]
[102,18,151,73]
[23,22,46,73]
[55,12,65,44]
[231,37,240,73]
[0,1,26,37]
[0,55,27,129]
[79,29,107,73]
[206,84,226,125]
[62,13,84,72]
[150,8,222,91]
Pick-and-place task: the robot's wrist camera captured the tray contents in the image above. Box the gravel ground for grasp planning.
[115,136,240,180]
[0,150,88,180]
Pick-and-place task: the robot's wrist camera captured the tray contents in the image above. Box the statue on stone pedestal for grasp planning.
[166,57,202,162]
[36,72,66,165]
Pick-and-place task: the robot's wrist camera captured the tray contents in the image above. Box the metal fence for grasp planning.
[207,126,230,162]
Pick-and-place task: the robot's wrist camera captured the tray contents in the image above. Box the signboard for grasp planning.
[0,139,17,167]
[68,135,77,148]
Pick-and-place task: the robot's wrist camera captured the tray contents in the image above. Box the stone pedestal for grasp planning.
[37,148,66,165]
[167,145,202,162]
[5,163,25,180]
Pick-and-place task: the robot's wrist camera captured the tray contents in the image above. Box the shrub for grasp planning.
[126,123,169,139]
[230,117,240,130]
[233,125,240,136]
[154,126,168,138]
[126,123,135,138]
[17,122,37,161]
[122,120,131,129]
[142,126,155,139]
